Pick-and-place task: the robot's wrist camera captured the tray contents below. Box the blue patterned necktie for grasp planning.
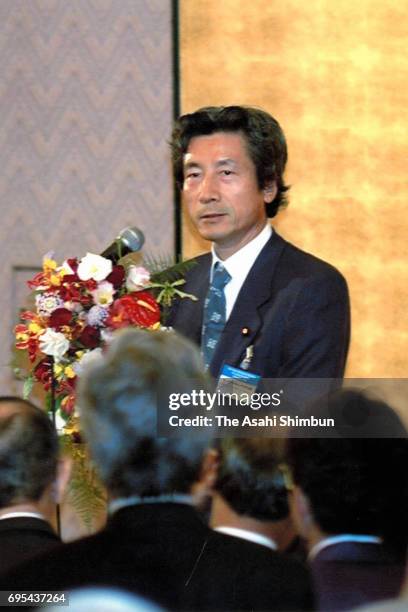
[201,262,231,369]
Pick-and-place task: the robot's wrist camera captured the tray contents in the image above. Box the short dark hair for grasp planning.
[0,396,58,507]
[214,438,289,521]
[170,105,289,218]
[287,390,408,552]
[78,329,214,498]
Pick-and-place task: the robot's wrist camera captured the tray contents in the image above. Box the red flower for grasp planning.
[27,271,47,290]
[59,380,77,417]
[66,258,78,273]
[34,358,53,391]
[107,291,160,329]
[61,258,79,283]
[61,394,76,416]
[107,265,125,289]
[15,316,43,362]
[49,308,73,330]
[84,279,98,291]
[20,311,40,322]
[78,325,100,348]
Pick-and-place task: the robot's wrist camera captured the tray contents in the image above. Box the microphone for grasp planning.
[101,227,145,264]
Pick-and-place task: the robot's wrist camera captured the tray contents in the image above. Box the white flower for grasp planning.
[77,253,112,282]
[39,329,70,362]
[91,281,115,307]
[73,348,103,376]
[54,411,68,433]
[126,265,151,291]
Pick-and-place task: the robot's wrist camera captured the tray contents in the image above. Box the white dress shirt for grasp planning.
[211,223,272,320]
[308,533,382,561]
[0,511,46,521]
[214,526,277,551]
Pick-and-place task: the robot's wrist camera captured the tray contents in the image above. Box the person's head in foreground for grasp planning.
[286,388,408,558]
[78,328,215,502]
[0,396,70,522]
[211,437,302,554]
[170,105,289,257]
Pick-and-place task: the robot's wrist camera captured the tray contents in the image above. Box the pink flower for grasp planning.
[126,266,151,291]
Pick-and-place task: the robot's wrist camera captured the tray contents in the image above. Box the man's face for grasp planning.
[182,131,275,258]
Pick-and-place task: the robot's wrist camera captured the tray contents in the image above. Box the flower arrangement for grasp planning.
[14,251,195,425]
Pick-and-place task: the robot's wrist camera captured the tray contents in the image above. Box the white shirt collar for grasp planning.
[0,511,45,521]
[308,534,382,561]
[108,494,193,515]
[211,222,272,276]
[211,223,272,319]
[214,526,277,551]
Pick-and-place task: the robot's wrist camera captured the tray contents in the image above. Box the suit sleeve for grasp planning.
[278,269,350,378]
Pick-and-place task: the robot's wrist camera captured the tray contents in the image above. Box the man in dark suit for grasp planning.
[1,329,313,611]
[0,396,70,573]
[286,389,408,611]
[210,437,306,561]
[168,105,350,384]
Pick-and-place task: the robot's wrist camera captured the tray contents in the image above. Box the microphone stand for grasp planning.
[50,357,61,536]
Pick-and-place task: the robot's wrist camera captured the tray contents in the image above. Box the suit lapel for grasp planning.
[210,232,286,376]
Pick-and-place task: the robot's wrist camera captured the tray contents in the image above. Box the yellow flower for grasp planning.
[53,364,64,378]
[43,258,57,272]
[16,329,29,341]
[43,259,65,286]
[49,274,62,287]
[28,322,43,335]
[64,365,76,379]
[60,325,74,339]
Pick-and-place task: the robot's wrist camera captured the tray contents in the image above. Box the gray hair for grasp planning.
[78,329,213,498]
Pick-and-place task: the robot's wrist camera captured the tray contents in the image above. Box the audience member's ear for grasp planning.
[52,455,72,504]
[191,448,220,503]
[290,485,314,539]
[202,448,219,490]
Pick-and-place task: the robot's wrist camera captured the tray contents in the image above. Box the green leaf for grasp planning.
[23,375,34,399]
[144,253,197,284]
[62,436,107,532]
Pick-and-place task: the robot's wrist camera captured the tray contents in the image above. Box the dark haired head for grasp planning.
[286,389,408,554]
[0,396,58,506]
[214,438,289,521]
[170,106,289,218]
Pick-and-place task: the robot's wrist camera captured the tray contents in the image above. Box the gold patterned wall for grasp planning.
[179,0,408,377]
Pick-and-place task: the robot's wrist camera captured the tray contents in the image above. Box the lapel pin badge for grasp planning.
[241,326,250,336]
[240,345,254,370]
